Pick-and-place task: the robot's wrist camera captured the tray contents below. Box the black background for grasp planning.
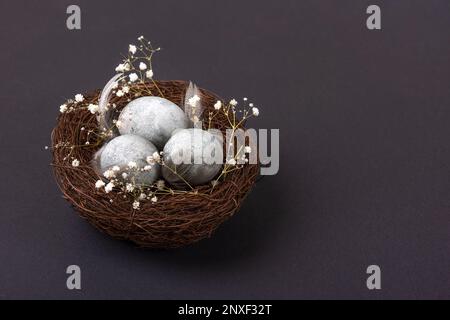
[0,0,449,299]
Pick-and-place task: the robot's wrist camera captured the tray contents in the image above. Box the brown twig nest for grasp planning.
[51,80,259,248]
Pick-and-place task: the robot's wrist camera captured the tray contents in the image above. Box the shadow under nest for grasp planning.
[51,80,259,248]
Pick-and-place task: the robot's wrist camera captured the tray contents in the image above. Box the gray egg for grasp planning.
[162,128,223,188]
[99,134,160,186]
[118,96,189,149]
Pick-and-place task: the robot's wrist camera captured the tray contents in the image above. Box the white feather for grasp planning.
[97,74,123,131]
[184,81,204,128]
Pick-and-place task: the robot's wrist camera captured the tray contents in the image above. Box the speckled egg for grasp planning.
[99,134,160,186]
[118,96,189,149]
[162,128,223,188]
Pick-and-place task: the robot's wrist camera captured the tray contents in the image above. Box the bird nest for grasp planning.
[51,80,259,248]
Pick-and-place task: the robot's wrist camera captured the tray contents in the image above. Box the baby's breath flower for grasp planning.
[128,161,137,169]
[126,183,135,192]
[87,103,99,114]
[75,94,84,103]
[115,120,123,128]
[138,35,144,41]
[227,158,237,166]
[143,165,152,171]
[243,97,248,101]
[105,182,115,193]
[59,104,68,113]
[121,172,128,179]
[244,146,252,154]
[139,62,147,70]
[112,165,121,172]
[122,86,130,93]
[249,103,254,107]
[188,95,200,107]
[252,107,259,116]
[103,169,115,179]
[214,101,222,110]
[95,180,105,189]
[230,99,238,106]
[129,73,139,82]
[132,200,140,210]
[116,90,124,97]
[115,64,123,72]
[129,44,137,54]
[146,70,154,78]
[152,151,161,163]
[151,196,158,203]
[115,63,130,73]
[72,159,80,167]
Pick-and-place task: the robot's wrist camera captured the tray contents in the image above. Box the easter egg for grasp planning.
[162,128,223,187]
[118,96,189,149]
[99,134,160,186]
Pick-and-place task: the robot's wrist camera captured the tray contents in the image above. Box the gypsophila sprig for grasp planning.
[113,36,164,97]
[207,96,261,192]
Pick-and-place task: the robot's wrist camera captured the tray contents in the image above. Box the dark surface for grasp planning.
[0,0,449,299]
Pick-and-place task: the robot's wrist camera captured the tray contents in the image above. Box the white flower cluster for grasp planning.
[214,100,222,110]
[93,153,165,209]
[88,104,99,114]
[113,35,159,86]
[59,94,86,114]
[139,62,147,70]
[129,73,139,82]
[188,95,200,107]
[75,94,84,103]
[72,159,80,167]
[146,151,161,165]
[115,63,130,73]
[207,97,260,130]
